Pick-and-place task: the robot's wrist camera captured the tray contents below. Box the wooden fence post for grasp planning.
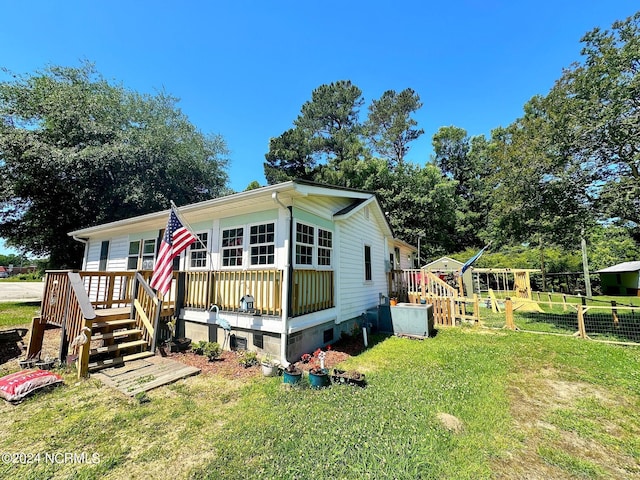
[77,318,93,379]
[505,297,515,330]
[576,297,587,339]
[473,293,480,324]
[562,294,567,311]
[611,300,619,329]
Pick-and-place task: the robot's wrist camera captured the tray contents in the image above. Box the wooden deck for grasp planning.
[92,356,200,397]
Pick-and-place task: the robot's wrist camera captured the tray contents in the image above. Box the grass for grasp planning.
[0,302,40,328]
[1,312,640,478]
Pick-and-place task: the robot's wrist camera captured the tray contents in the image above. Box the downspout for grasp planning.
[272,192,293,365]
[72,236,89,270]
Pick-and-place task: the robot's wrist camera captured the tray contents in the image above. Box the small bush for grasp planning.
[192,341,222,361]
[237,350,258,368]
[203,342,222,361]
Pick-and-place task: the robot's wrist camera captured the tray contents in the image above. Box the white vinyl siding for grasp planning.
[337,209,387,321]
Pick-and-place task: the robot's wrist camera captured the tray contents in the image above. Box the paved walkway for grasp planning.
[0,282,44,302]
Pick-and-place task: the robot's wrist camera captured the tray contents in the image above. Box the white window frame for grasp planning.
[294,221,315,267]
[220,226,245,268]
[317,228,333,268]
[294,221,333,269]
[248,222,276,267]
[189,231,210,270]
[127,238,157,270]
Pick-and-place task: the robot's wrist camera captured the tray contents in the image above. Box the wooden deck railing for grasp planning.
[42,267,334,334]
[34,271,97,375]
[131,272,162,352]
[392,269,459,299]
[78,270,177,311]
[183,269,283,316]
[291,270,334,316]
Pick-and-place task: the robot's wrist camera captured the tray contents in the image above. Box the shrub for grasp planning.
[237,350,258,368]
[203,342,222,361]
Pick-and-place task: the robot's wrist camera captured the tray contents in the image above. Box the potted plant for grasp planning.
[282,363,302,384]
[307,349,330,389]
[331,369,367,387]
[261,354,277,377]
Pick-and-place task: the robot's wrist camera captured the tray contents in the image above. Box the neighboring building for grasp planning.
[423,256,473,296]
[596,261,640,296]
[68,180,416,362]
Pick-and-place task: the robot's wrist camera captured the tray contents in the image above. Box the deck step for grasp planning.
[91,328,142,342]
[92,318,136,330]
[88,351,154,372]
[90,339,148,355]
[94,307,131,321]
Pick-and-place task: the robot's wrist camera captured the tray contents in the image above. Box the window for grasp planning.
[317,229,332,266]
[222,227,244,267]
[99,241,110,271]
[364,245,372,281]
[250,223,275,265]
[141,239,156,270]
[296,223,314,265]
[127,238,157,270]
[189,232,209,268]
[128,241,140,269]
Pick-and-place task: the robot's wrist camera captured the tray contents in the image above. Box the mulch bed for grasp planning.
[2,322,368,382]
[166,334,367,379]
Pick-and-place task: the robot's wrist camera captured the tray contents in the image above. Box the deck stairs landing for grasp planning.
[88,307,154,372]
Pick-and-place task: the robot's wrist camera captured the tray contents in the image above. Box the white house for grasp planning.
[67,180,416,362]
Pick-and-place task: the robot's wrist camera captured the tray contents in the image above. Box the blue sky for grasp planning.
[1,1,636,256]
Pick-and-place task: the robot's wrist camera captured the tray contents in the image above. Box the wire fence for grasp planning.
[479,295,640,346]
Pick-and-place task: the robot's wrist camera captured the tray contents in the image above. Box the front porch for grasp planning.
[30,268,336,377]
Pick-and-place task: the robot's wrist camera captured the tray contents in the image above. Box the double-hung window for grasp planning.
[189,232,209,268]
[128,239,156,270]
[295,223,314,266]
[222,227,244,267]
[317,229,332,266]
[250,223,275,266]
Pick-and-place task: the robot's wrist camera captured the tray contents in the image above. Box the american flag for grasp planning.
[150,208,197,295]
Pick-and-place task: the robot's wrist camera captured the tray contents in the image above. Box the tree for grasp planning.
[0,62,229,268]
[294,80,365,166]
[264,80,369,185]
[374,162,458,259]
[432,126,493,248]
[548,12,640,229]
[365,88,424,165]
[244,180,262,191]
[263,128,315,184]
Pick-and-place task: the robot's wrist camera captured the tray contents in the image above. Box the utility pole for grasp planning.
[581,230,592,298]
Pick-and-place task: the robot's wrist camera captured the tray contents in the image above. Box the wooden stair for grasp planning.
[89,309,153,373]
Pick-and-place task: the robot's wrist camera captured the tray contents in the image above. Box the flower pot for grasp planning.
[283,368,302,385]
[308,369,331,389]
[262,363,277,377]
[170,337,192,352]
[331,369,366,388]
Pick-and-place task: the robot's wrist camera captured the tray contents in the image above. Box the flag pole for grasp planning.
[170,201,207,250]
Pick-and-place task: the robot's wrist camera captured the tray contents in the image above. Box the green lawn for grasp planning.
[0,302,40,328]
[1,322,639,479]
